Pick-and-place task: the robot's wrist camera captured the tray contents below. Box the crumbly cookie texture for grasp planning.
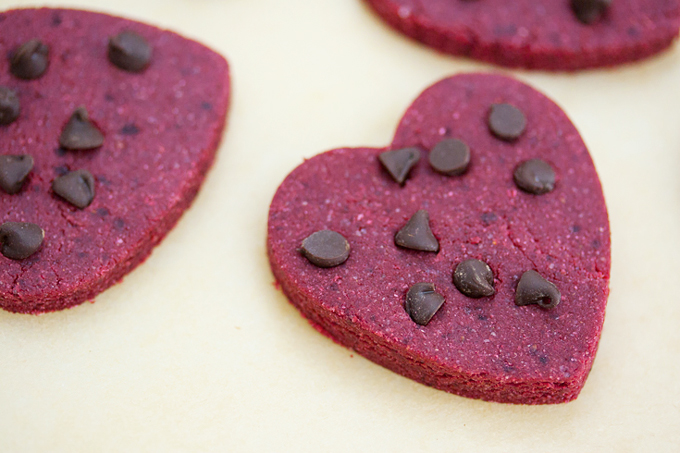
[268,73,610,404]
[0,8,230,313]
[364,0,680,70]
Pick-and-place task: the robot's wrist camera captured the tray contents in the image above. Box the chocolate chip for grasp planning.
[0,87,20,125]
[453,259,495,298]
[108,30,152,72]
[395,210,439,252]
[514,159,556,195]
[379,147,421,185]
[488,103,526,141]
[515,270,561,309]
[52,169,96,209]
[59,107,104,150]
[0,155,34,194]
[0,222,44,260]
[572,0,611,24]
[405,282,445,326]
[10,39,49,80]
[428,138,470,176]
[300,230,350,268]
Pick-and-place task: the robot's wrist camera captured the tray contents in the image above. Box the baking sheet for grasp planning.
[1,0,679,451]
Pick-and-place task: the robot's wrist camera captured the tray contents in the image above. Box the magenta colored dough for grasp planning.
[268,74,611,404]
[0,9,230,313]
[363,0,680,70]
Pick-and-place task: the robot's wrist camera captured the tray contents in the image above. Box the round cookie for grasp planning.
[267,73,611,404]
[0,8,230,313]
[363,0,680,70]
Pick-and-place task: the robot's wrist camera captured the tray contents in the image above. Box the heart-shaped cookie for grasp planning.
[0,8,229,313]
[363,0,680,70]
[268,73,610,404]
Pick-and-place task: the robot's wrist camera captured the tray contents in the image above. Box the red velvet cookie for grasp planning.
[0,8,229,313]
[268,73,610,404]
[363,0,680,70]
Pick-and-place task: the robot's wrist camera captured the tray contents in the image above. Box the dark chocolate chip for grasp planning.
[405,282,445,326]
[453,259,495,298]
[0,154,34,194]
[515,270,561,309]
[379,147,421,185]
[571,0,611,24]
[300,230,350,268]
[428,138,470,176]
[488,103,526,141]
[0,87,20,125]
[59,107,104,150]
[108,30,152,72]
[52,169,96,209]
[10,39,49,80]
[514,159,556,195]
[395,210,439,252]
[0,222,44,260]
